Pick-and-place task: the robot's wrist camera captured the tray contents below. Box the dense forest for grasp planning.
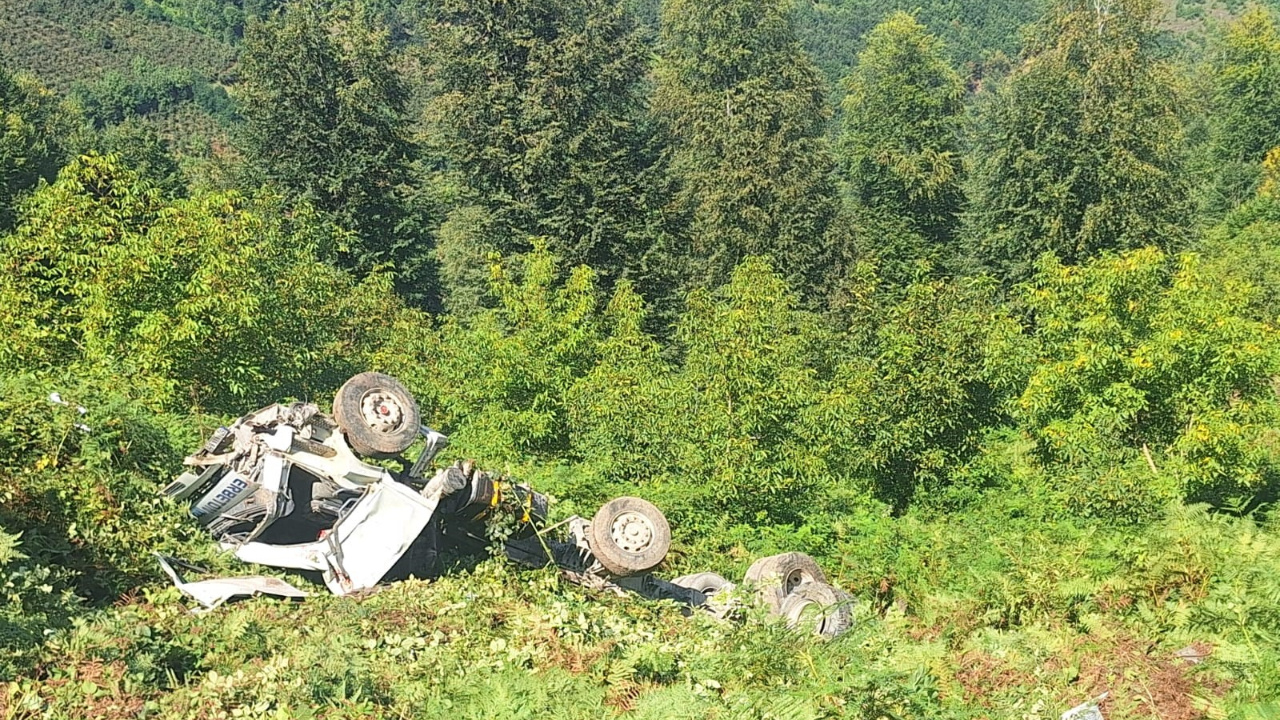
[3,0,1280,717]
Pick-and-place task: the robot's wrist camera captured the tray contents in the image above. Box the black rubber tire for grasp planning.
[669,571,733,596]
[778,581,853,639]
[332,372,421,458]
[744,552,828,614]
[588,496,671,577]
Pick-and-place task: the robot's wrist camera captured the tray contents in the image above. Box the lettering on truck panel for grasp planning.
[192,475,251,518]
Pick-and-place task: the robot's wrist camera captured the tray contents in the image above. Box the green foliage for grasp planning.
[653,0,840,294]
[964,0,1192,283]
[421,0,659,296]
[653,258,836,525]
[3,0,1280,715]
[793,0,1045,86]
[1018,247,1280,519]
[91,117,186,195]
[131,0,283,43]
[815,276,1029,509]
[239,4,433,303]
[70,59,228,130]
[1201,191,1280,323]
[1205,6,1280,211]
[0,153,406,413]
[1213,6,1280,164]
[0,65,81,228]
[838,12,966,283]
[0,371,208,678]
[0,0,235,105]
[1114,504,1280,706]
[389,244,616,464]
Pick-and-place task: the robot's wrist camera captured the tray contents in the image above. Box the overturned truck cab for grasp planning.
[162,372,852,638]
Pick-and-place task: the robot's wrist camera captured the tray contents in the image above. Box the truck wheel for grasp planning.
[669,571,733,596]
[744,552,827,613]
[778,581,853,639]
[332,372,421,458]
[588,497,671,577]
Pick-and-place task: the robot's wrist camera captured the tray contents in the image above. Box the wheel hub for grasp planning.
[784,569,805,594]
[360,391,405,433]
[610,511,655,553]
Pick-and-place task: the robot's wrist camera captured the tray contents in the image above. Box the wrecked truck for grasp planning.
[161,372,853,637]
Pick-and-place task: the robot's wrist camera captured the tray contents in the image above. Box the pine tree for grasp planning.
[838,12,965,284]
[238,5,433,303]
[653,0,839,293]
[421,0,658,302]
[964,0,1190,284]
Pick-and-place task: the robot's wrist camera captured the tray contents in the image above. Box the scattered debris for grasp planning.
[1062,693,1108,720]
[161,372,853,636]
[1174,644,1213,665]
[48,392,91,433]
[155,554,308,613]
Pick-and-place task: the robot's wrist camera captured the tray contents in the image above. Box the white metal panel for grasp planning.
[320,479,442,595]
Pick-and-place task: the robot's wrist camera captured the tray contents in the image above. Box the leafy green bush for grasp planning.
[71,60,201,128]
[813,275,1029,509]
[0,526,84,680]
[1018,247,1280,519]
[0,372,203,595]
[0,370,210,678]
[0,65,82,228]
[0,153,407,413]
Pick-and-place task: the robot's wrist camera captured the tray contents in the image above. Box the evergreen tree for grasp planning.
[653,0,839,293]
[838,12,965,283]
[421,0,658,303]
[1206,6,1280,210]
[964,0,1190,284]
[238,5,433,303]
[0,65,79,230]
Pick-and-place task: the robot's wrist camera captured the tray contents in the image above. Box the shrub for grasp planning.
[1018,247,1280,519]
[0,153,407,413]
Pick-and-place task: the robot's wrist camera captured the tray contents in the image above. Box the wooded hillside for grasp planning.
[2,0,1280,717]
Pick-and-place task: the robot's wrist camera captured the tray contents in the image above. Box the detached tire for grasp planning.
[744,552,827,613]
[778,581,853,639]
[588,497,671,577]
[669,571,734,596]
[332,372,421,458]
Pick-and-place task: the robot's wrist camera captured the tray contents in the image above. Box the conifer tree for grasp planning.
[422,0,657,301]
[238,5,432,303]
[964,0,1190,284]
[838,12,965,283]
[653,0,839,293]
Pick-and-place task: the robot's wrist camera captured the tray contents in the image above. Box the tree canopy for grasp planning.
[421,0,659,306]
[653,0,841,294]
[963,0,1191,283]
[839,12,966,281]
[238,4,433,303]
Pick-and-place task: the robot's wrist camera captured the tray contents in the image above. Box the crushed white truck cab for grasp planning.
[161,372,853,637]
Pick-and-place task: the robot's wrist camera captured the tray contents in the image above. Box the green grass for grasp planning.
[3,500,1274,719]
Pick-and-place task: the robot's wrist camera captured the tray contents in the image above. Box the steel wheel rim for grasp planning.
[360,390,406,433]
[784,597,829,635]
[610,511,656,553]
